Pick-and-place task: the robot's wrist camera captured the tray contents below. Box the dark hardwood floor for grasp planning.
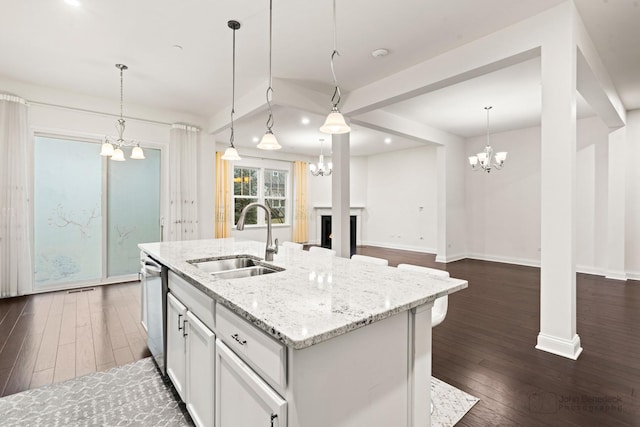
[1,249,639,426]
[358,246,640,427]
[0,282,149,397]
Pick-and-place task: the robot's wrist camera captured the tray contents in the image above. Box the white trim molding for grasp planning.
[536,333,583,360]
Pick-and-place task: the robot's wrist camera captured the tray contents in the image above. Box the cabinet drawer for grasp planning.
[216,304,286,390]
[168,271,215,331]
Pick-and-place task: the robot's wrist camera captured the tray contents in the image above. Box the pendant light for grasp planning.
[319,0,351,134]
[257,0,282,150]
[309,138,333,176]
[468,106,507,173]
[221,20,242,161]
[100,64,145,161]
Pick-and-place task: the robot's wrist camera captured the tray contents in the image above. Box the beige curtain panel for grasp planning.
[215,152,231,238]
[291,161,308,243]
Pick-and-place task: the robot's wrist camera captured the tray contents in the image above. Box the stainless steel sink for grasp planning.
[191,256,259,273]
[189,255,284,279]
[212,265,280,280]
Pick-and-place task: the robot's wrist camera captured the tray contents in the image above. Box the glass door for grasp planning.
[107,148,161,276]
[34,135,161,290]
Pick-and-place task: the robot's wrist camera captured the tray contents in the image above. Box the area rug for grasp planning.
[0,358,478,426]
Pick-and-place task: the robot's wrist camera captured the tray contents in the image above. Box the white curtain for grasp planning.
[0,93,33,297]
[168,124,200,241]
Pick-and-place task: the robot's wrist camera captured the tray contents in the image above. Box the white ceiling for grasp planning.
[1,0,638,155]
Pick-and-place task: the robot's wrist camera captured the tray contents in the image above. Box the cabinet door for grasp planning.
[186,310,216,427]
[167,292,187,401]
[216,339,287,427]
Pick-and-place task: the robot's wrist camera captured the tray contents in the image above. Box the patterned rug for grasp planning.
[0,358,478,426]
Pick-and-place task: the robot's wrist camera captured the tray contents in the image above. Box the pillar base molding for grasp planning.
[536,333,583,360]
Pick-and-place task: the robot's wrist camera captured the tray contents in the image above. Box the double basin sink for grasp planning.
[189,255,283,280]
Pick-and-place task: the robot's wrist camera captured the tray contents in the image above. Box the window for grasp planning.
[233,164,289,226]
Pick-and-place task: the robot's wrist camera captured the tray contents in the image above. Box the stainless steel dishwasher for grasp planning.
[141,254,167,376]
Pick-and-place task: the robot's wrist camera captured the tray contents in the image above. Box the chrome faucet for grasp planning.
[236,202,279,261]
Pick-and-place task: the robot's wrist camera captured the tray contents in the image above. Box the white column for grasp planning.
[605,127,627,280]
[435,142,466,263]
[536,13,582,360]
[331,133,351,258]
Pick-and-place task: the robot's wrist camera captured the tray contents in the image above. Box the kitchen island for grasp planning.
[140,238,467,427]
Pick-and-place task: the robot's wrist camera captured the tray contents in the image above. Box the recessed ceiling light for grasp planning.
[301,117,310,125]
[371,48,389,58]
[64,0,81,7]
[384,137,392,144]
[252,137,259,143]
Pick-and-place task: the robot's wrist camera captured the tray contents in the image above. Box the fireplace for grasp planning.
[321,215,357,256]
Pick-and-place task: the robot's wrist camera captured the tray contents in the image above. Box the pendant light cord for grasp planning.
[265,0,275,132]
[330,0,342,109]
[230,23,238,148]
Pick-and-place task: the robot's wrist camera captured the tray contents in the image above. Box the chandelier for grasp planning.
[257,0,282,150]
[309,139,332,176]
[100,64,145,161]
[319,0,351,134]
[221,20,242,161]
[468,106,507,173]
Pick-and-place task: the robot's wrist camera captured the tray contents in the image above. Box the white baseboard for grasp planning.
[627,271,640,281]
[361,240,436,254]
[536,333,583,360]
[605,270,628,281]
[576,265,604,276]
[466,253,540,268]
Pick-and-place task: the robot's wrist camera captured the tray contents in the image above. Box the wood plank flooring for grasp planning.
[1,249,639,427]
[0,282,149,397]
[357,246,640,427]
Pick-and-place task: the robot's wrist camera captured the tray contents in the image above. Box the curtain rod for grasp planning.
[27,100,173,127]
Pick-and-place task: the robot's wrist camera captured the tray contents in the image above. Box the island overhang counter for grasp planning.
[139,238,467,427]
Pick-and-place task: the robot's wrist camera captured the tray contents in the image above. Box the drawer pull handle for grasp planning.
[231,333,247,346]
[182,319,188,337]
[178,314,184,331]
[270,414,278,427]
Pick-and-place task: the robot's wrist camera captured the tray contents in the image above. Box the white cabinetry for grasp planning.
[167,272,216,427]
[166,292,187,400]
[216,339,287,427]
[185,310,216,427]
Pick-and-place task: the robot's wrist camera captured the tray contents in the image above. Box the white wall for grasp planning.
[626,110,640,279]
[464,116,631,277]
[1,76,216,241]
[365,145,438,252]
[465,125,542,265]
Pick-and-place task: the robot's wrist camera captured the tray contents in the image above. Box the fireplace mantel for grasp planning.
[313,206,364,247]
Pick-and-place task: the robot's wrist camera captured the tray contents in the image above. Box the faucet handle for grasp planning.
[274,238,279,254]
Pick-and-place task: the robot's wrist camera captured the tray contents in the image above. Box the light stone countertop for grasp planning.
[139,238,467,350]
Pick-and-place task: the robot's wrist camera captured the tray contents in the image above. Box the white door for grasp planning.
[167,292,187,401]
[186,310,216,427]
[215,339,287,427]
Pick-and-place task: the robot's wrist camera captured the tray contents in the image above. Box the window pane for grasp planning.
[107,147,161,276]
[264,169,286,198]
[266,198,286,224]
[234,168,258,197]
[34,137,102,288]
[235,198,259,225]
